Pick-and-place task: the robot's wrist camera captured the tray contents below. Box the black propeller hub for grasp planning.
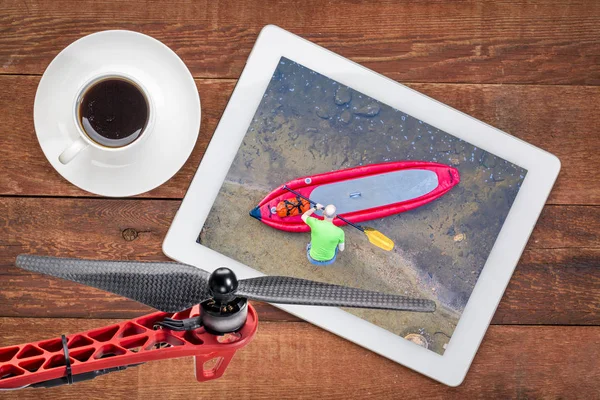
[208,267,239,302]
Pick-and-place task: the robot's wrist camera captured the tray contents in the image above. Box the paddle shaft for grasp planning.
[282,186,365,232]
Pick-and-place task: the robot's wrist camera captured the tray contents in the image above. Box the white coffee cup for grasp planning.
[59,73,155,164]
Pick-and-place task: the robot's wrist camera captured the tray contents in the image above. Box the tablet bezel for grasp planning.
[163,25,560,386]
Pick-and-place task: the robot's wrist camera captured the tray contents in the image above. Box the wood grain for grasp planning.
[1,198,598,324]
[1,1,599,396]
[1,75,599,204]
[498,248,600,325]
[0,76,230,199]
[1,0,599,85]
[0,318,598,398]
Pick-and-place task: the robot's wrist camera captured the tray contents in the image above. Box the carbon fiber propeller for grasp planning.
[236,276,435,312]
[16,255,436,313]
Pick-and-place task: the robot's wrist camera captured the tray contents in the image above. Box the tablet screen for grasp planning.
[199,57,527,355]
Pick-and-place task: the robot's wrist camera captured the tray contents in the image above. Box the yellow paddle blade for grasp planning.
[363,227,395,251]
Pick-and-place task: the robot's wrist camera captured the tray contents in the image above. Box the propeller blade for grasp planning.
[236,276,436,312]
[15,255,212,313]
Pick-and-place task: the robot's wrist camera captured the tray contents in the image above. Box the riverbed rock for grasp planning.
[335,86,352,105]
[315,107,330,119]
[492,168,505,182]
[404,333,428,349]
[339,110,352,124]
[482,152,497,168]
[453,233,466,242]
[354,103,380,117]
[454,142,466,154]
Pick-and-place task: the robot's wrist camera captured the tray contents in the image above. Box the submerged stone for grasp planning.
[316,107,330,119]
[404,333,428,349]
[339,110,352,124]
[354,103,381,117]
[335,86,352,105]
[482,152,497,168]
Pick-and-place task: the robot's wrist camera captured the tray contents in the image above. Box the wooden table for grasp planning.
[1,1,599,398]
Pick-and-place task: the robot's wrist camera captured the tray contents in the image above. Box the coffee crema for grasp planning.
[78,77,149,148]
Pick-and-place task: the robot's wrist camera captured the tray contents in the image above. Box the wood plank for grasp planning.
[1,75,599,204]
[0,76,230,199]
[1,198,598,324]
[0,196,292,321]
[497,248,600,325]
[530,205,600,249]
[0,319,598,398]
[1,0,599,84]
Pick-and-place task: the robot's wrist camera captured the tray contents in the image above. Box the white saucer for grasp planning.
[34,30,201,197]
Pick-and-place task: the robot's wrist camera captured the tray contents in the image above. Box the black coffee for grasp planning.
[78,78,149,147]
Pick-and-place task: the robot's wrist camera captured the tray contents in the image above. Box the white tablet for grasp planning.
[163,25,560,386]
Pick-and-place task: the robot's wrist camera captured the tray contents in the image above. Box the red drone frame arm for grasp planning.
[0,304,258,389]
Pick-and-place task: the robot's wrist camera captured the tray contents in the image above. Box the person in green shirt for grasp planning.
[301,203,345,266]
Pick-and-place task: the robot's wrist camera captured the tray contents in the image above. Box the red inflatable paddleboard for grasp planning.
[249,161,460,232]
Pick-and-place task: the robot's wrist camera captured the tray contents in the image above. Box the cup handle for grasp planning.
[59,137,89,164]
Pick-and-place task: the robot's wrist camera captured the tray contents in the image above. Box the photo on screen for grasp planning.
[199,57,527,355]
